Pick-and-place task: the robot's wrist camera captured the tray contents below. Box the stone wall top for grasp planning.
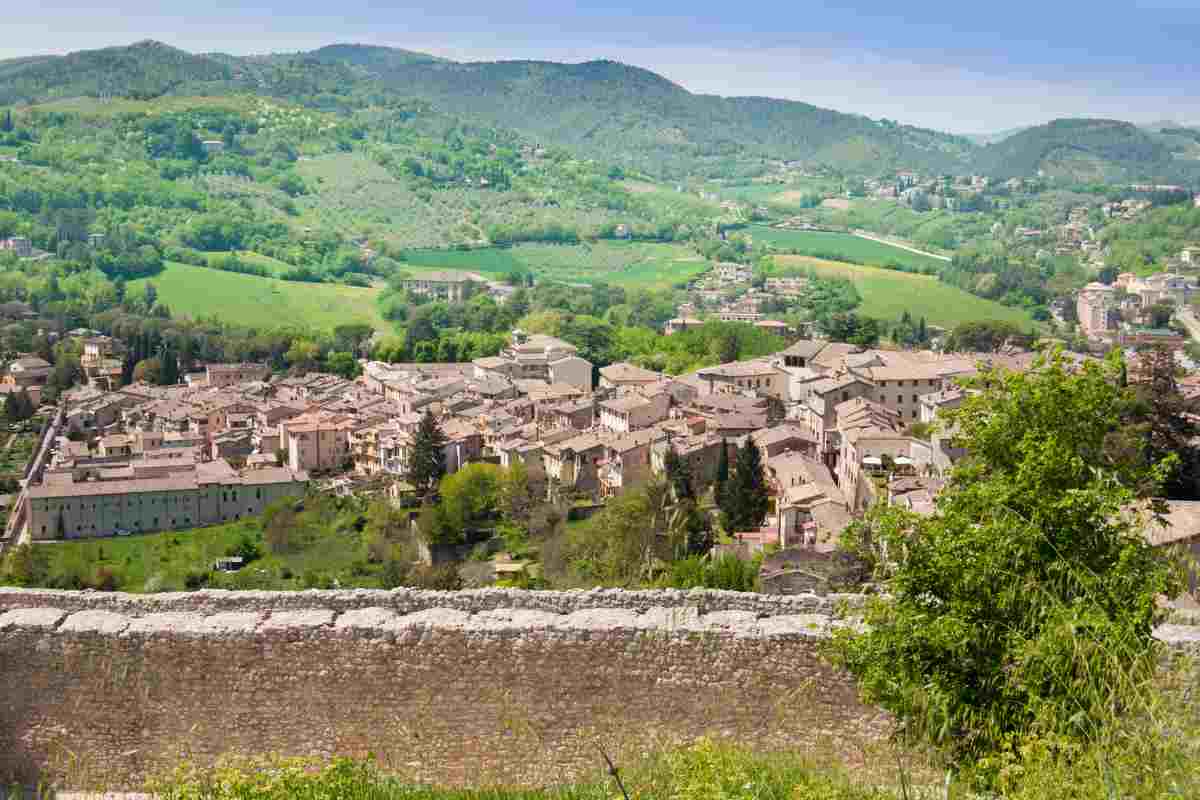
[0,587,1196,649]
[0,586,866,617]
[0,602,838,641]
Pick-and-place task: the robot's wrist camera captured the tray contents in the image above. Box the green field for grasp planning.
[28,510,385,593]
[774,255,1036,329]
[750,226,949,272]
[716,181,831,207]
[402,241,709,289]
[0,432,36,482]
[130,262,386,330]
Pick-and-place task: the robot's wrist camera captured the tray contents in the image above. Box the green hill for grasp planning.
[301,52,979,178]
[0,41,978,178]
[4,41,1197,195]
[0,40,234,103]
[976,118,1200,183]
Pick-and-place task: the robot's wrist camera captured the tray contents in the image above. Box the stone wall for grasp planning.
[0,588,884,790]
[2,588,1196,791]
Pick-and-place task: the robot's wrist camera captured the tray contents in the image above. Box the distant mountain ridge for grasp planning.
[0,41,1196,183]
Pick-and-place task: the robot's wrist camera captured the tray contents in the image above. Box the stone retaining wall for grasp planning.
[0,589,883,790]
[1,588,1196,790]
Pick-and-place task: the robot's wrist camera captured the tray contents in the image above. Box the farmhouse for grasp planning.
[398,270,486,303]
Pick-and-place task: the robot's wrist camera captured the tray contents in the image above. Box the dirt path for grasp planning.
[3,433,15,451]
[851,231,952,262]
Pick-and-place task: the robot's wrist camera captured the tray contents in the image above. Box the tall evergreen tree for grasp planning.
[663,445,695,502]
[0,109,12,134]
[714,437,729,506]
[121,349,137,386]
[682,503,714,556]
[720,437,769,531]
[158,345,179,386]
[14,389,33,420]
[406,409,448,496]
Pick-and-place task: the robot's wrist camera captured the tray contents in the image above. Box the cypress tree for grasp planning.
[159,346,179,385]
[121,353,135,386]
[15,389,33,420]
[683,504,714,556]
[663,445,694,502]
[714,437,729,506]
[721,437,770,531]
[406,408,448,496]
[0,110,12,134]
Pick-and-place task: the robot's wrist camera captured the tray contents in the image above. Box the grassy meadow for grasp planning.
[774,254,1036,328]
[31,497,386,593]
[130,262,386,330]
[401,241,709,289]
[750,225,949,272]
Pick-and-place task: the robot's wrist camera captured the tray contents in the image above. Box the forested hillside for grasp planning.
[5,42,1200,184]
[977,118,1200,183]
[0,41,978,178]
[302,48,979,178]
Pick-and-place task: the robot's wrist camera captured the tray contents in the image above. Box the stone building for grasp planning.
[597,362,663,390]
[26,460,307,540]
[598,392,670,433]
[205,363,271,388]
[5,356,51,391]
[472,331,593,392]
[398,270,485,303]
[1076,282,1116,339]
[695,360,789,401]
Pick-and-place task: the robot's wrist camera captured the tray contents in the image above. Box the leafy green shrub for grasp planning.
[834,351,1184,767]
[406,564,463,591]
[183,570,209,590]
[665,553,760,592]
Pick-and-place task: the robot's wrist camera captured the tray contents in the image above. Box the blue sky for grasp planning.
[3,0,1198,133]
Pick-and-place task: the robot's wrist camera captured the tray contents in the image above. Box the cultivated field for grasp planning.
[295,152,644,250]
[751,226,948,272]
[130,262,386,331]
[773,254,1036,328]
[402,241,709,289]
[717,182,828,206]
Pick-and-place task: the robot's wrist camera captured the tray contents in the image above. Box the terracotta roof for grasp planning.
[600,362,662,383]
[1144,500,1200,546]
[697,360,782,379]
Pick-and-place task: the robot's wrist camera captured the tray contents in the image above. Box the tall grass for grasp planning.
[147,741,916,800]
